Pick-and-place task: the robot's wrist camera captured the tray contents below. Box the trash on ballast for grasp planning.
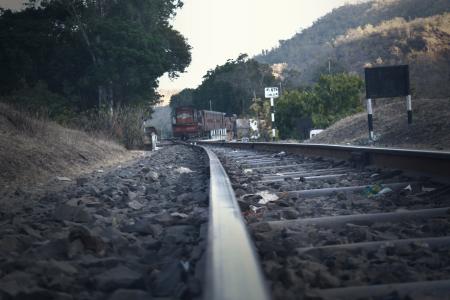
[404,184,412,192]
[171,212,189,219]
[175,167,194,174]
[257,191,279,204]
[363,184,382,197]
[97,169,104,173]
[179,260,190,272]
[242,205,266,220]
[272,151,286,158]
[250,205,265,214]
[377,187,393,195]
[422,186,436,192]
[56,176,72,182]
[370,173,380,178]
[243,169,253,174]
[128,200,144,210]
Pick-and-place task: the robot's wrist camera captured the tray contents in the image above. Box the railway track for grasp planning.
[199,142,450,300]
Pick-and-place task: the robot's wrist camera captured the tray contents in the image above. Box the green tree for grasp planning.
[312,73,364,127]
[275,73,364,139]
[0,0,191,114]
[192,55,277,115]
[170,88,194,108]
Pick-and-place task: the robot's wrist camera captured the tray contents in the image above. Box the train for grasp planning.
[172,107,237,140]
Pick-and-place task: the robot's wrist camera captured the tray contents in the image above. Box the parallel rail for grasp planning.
[198,141,450,178]
[198,142,450,299]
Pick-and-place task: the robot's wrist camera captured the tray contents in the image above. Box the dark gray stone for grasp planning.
[108,289,151,300]
[54,204,92,223]
[151,261,185,297]
[95,265,143,292]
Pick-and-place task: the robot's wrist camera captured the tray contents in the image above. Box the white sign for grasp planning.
[265,87,279,98]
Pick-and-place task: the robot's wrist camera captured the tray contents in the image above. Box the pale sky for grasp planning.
[0,0,359,92]
[159,0,360,91]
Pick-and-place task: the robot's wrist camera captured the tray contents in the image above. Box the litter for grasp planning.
[171,212,189,219]
[272,151,286,158]
[377,187,393,195]
[422,186,436,192]
[404,184,412,192]
[175,167,194,174]
[257,191,279,204]
[179,260,190,272]
[128,200,144,210]
[243,169,253,174]
[56,176,71,182]
[363,184,382,197]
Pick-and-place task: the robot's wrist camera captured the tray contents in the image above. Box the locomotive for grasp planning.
[172,106,236,140]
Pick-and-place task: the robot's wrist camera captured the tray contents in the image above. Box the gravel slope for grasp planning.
[308,98,450,151]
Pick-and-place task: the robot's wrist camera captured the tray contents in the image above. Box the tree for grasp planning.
[0,0,191,114]
[192,55,277,115]
[312,73,364,127]
[275,73,364,139]
[170,88,194,108]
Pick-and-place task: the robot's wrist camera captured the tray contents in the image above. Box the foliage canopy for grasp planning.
[276,73,364,139]
[0,0,191,114]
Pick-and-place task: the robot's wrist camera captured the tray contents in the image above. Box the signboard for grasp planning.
[365,65,410,99]
[265,87,279,98]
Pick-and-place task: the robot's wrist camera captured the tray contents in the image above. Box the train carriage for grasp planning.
[172,106,233,140]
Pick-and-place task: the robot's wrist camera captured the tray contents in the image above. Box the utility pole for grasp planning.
[328,56,331,74]
[209,100,212,111]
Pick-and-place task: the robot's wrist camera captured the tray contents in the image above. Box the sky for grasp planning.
[0,0,358,93]
[159,0,359,92]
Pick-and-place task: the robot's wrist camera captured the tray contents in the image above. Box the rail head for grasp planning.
[198,141,450,178]
[201,146,270,300]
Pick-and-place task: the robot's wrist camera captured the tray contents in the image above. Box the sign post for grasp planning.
[265,87,279,141]
[364,65,411,141]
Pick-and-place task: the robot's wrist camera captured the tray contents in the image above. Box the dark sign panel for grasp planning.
[294,117,313,139]
[365,65,410,99]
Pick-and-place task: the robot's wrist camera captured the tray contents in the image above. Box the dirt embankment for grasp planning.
[0,103,137,195]
[309,98,450,151]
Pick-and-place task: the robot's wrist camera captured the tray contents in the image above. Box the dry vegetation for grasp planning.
[309,98,450,151]
[334,13,450,98]
[0,103,137,194]
[256,0,450,97]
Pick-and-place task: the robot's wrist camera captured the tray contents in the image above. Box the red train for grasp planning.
[172,107,236,140]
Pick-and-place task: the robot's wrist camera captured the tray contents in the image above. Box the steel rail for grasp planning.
[201,146,270,300]
[198,141,450,178]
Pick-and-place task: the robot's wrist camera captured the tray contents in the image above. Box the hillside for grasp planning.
[0,103,136,195]
[309,98,450,151]
[255,0,450,96]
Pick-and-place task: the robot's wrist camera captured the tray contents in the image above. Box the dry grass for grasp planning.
[0,103,136,194]
[309,98,450,151]
[333,13,450,99]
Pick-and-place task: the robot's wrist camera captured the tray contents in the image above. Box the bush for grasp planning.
[0,81,77,124]
[74,105,148,149]
[0,82,149,149]
[276,73,364,139]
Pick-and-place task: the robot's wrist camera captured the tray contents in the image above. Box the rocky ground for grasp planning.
[0,144,209,300]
